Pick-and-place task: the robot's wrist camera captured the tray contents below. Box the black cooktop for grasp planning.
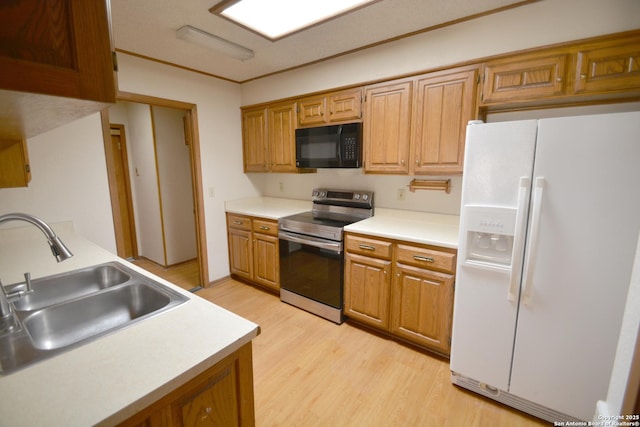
[280,211,360,229]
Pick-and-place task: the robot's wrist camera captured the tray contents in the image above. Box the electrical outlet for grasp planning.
[397,188,405,201]
[208,187,215,198]
[279,182,284,192]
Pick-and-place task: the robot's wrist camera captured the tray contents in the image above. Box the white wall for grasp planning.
[0,114,116,252]
[152,106,197,265]
[126,102,165,264]
[115,54,257,280]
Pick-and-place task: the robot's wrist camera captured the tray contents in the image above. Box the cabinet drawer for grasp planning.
[395,244,456,273]
[345,234,392,260]
[252,218,278,236]
[227,214,252,231]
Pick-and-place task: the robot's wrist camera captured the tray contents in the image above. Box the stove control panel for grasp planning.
[312,188,374,208]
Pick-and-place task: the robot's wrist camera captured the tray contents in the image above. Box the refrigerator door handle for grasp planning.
[521,177,545,305]
[508,176,531,302]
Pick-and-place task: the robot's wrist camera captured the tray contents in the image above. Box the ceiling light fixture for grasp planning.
[211,0,378,40]
[176,25,254,61]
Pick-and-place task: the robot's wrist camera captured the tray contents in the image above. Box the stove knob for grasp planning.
[320,191,326,197]
[313,190,319,197]
[363,194,369,201]
[354,194,360,200]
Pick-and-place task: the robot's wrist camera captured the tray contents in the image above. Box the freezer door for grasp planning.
[509,111,640,420]
[450,120,537,390]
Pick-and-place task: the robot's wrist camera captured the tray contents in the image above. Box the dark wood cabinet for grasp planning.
[0,0,116,140]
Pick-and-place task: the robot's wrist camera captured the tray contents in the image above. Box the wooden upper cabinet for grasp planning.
[411,67,478,175]
[0,139,30,188]
[268,101,298,172]
[242,107,269,172]
[0,0,116,139]
[363,80,412,174]
[481,52,568,105]
[297,96,327,127]
[328,89,363,123]
[573,34,640,95]
[297,88,362,127]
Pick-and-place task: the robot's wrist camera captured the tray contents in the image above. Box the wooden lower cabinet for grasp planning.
[344,233,456,356]
[227,215,253,281]
[344,252,392,329]
[227,213,280,292]
[119,343,255,427]
[391,263,454,355]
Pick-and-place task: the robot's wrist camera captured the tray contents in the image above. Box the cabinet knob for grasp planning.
[200,407,213,422]
[233,220,243,225]
[401,159,405,165]
[414,255,435,263]
[556,77,562,82]
[359,244,376,251]
[580,73,587,80]
[415,159,420,165]
[259,225,270,230]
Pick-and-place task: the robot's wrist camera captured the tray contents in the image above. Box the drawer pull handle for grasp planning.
[359,244,376,251]
[259,225,270,230]
[414,255,435,263]
[233,220,243,225]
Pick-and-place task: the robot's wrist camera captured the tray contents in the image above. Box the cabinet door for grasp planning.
[242,108,268,172]
[391,263,454,355]
[179,363,240,426]
[228,228,253,280]
[0,0,114,102]
[328,89,362,123]
[573,36,640,94]
[363,81,412,174]
[344,252,392,329]
[412,68,478,175]
[268,102,298,172]
[298,96,327,127]
[0,139,30,188]
[253,232,279,291]
[481,53,567,104]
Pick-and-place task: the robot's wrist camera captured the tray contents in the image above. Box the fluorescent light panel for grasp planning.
[176,25,254,61]
[219,0,377,40]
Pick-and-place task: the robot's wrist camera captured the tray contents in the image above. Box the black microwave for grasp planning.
[295,123,362,168]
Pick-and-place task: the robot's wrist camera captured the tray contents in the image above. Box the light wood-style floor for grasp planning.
[131,258,200,291]
[196,279,550,427]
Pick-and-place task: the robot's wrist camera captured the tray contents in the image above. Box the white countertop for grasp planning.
[0,223,259,426]
[345,208,460,249]
[225,197,460,249]
[225,197,311,219]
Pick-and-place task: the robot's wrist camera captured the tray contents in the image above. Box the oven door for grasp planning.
[278,230,344,309]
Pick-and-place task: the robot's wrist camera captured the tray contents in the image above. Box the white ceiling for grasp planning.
[111,0,532,83]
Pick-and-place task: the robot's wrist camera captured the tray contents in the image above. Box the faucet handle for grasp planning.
[23,272,32,292]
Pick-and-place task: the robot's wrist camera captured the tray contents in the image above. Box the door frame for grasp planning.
[100,91,209,285]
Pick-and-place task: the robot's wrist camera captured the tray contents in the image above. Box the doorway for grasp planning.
[101,92,208,290]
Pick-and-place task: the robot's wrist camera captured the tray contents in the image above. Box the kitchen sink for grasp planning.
[0,262,189,374]
[10,264,131,312]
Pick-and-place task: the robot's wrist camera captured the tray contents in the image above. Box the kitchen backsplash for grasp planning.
[248,169,462,216]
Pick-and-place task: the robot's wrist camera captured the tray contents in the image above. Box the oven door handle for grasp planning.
[279,231,343,253]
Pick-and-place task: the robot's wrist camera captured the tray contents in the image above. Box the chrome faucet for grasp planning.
[0,213,73,322]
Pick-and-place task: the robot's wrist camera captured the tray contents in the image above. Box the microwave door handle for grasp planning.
[336,126,343,163]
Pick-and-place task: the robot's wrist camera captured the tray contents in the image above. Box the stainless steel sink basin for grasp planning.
[11,264,130,311]
[23,283,176,350]
[0,262,189,374]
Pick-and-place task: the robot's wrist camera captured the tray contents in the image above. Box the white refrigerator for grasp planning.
[450,111,640,422]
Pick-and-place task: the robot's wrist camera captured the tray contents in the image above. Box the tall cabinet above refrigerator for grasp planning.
[450,111,640,422]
